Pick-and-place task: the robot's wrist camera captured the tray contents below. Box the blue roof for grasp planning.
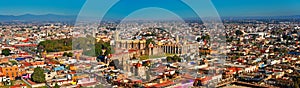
[54,66,65,71]
[15,57,25,61]
[190,62,196,65]
[259,64,265,68]
[97,55,106,62]
[288,52,300,55]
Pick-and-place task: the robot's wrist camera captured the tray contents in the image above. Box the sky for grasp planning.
[0,0,300,18]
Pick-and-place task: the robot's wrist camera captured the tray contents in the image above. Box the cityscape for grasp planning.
[1,0,300,88]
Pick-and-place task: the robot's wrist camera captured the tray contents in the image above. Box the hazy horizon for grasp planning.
[0,0,300,18]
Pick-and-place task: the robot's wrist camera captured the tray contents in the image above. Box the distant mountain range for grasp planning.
[0,14,300,22]
[0,14,77,22]
[221,15,300,20]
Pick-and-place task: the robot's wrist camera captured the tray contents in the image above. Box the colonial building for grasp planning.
[115,39,164,56]
[115,40,146,56]
[110,49,138,73]
[115,39,199,56]
[160,42,199,55]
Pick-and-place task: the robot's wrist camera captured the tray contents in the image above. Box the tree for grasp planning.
[82,39,112,57]
[173,55,181,62]
[38,38,72,52]
[201,35,210,41]
[166,56,173,62]
[54,83,60,88]
[9,61,17,65]
[293,76,300,88]
[94,43,103,56]
[142,61,151,67]
[196,37,201,42]
[63,52,68,57]
[282,35,289,40]
[1,49,11,56]
[67,52,73,57]
[38,36,113,57]
[146,38,155,48]
[32,67,46,83]
[235,30,244,36]
[103,42,112,55]
[226,37,233,42]
[109,60,116,68]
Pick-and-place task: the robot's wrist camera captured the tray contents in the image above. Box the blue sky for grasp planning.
[0,0,300,17]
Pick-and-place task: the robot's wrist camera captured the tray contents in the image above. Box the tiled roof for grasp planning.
[153,81,174,88]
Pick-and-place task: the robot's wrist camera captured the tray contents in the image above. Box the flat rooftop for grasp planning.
[222,85,251,88]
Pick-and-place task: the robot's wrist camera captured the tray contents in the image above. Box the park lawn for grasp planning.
[0,80,17,88]
[149,55,165,59]
[140,54,166,60]
[0,80,32,88]
[139,55,149,60]
[165,53,177,57]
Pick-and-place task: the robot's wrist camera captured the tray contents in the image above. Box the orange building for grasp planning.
[199,48,212,55]
[31,61,45,66]
[22,60,45,67]
[0,58,9,63]
[0,65,26,80]
[69,64,77,71]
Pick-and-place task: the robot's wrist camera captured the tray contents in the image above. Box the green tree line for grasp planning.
[38,35,112,57]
